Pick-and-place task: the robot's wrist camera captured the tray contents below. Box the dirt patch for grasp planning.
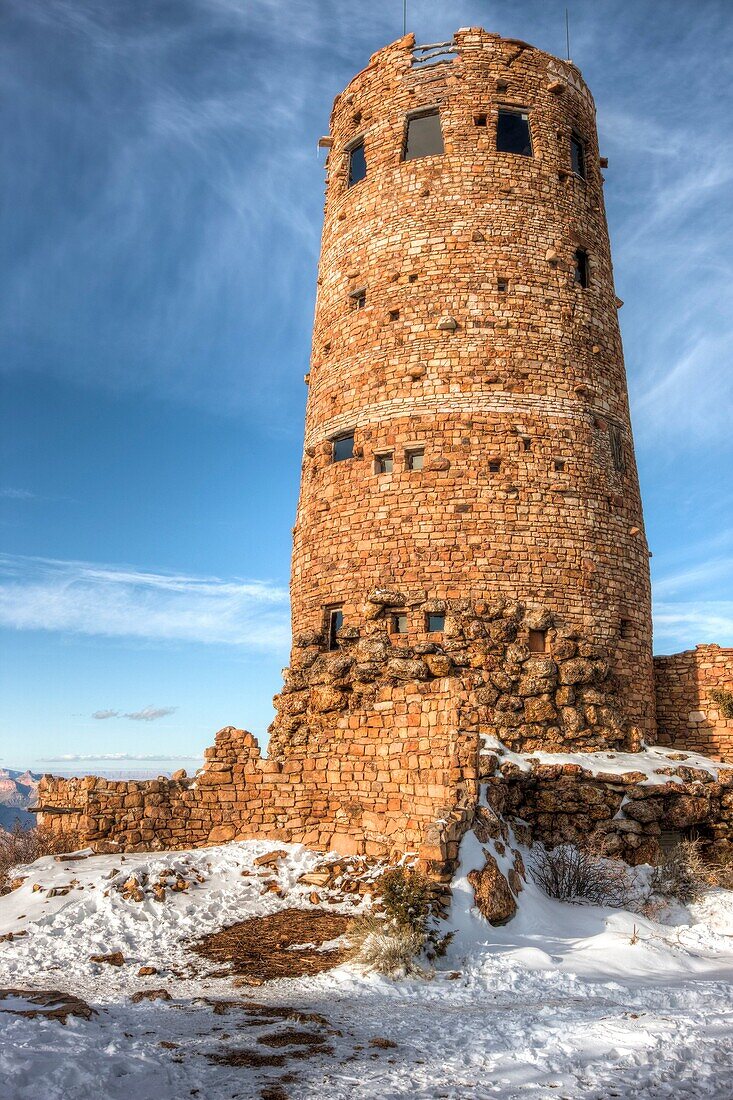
[191,908,353,982]
[257,1028,329,1048]
[0,988,94,1024]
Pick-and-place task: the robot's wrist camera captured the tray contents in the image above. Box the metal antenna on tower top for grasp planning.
[565,7,571,60]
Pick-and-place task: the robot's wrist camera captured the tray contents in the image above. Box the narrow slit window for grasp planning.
[571,133,586,179]
[347,141,366,187]
[574,248,589,288]
[391,611,409,635]
[375,452,393,474]
[406,449,424,471]
[426,612,445,633]
[609,426,625,473]
[332,432,355,463]
[619,618,632,639]
[404,110,444,161]
[522,437,532,452]
[497,278,508,293]
[496,109,532,156]
[327,608,343,651]
[528,629,547,653]
[350,288,366,310]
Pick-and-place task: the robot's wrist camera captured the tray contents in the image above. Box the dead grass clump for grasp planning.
[0,823,65,893]
[651,839,711,903]
[530,842,637,908]
[349,912,428,977]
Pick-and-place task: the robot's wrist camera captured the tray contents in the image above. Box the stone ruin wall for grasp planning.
[654,646,733,762]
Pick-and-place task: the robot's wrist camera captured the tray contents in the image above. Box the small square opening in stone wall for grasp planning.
[326,607,343,651]
[332,432,355,462]
[497,278,508,293]
[528,629,547,653]
[496,109,532,156]
[574,248,590,288]
[474,114,487,127]
[426,612,445,633]
[406,449,424,471]
[374,452,393,474]
[571,132,586,179]
[489,459,501,473]
[350,288,366,310]
[391,611,408,635]
[403,109,444,160]
[347,140,366,187]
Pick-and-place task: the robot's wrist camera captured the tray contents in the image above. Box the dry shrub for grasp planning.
[651,839,714,903]
[0,822,64,893]
[530,842,637,908]
[349,913,428,978]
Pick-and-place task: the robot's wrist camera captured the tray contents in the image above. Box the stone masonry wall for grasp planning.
[38,684,477,868]
[655,646,733,762]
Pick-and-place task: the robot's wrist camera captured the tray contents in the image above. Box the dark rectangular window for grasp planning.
[404,110,444,160]
[522,437,532,451]
[406,449,424,471]
[332,433,355,462]
[489,459,501,473]
[348,141,366,187]
[574,249,589,288]
[528,629,546,653]
[609,426,625,473]
[553,459,566,472]
[497,278,508,293]
[327,608,343,650]
[375,452,393,474]
[426,613,445,632]
[474,114,487,127]
[571,133,586,179]
[496,109,532,156]
[351,289,366,310]
[391,611,408,634]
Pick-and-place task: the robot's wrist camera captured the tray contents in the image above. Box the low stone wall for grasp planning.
[484,753,733,865]
[655,646,733,761]
[37,680,477,868]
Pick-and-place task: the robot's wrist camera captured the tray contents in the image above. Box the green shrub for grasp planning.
[380,866,432,934]
[709,688,733,719]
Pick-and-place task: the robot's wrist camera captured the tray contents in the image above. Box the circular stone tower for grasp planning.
[276,28,655,758]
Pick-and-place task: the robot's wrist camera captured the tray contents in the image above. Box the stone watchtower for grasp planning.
[271,26,654,786]
[38,31,733,864]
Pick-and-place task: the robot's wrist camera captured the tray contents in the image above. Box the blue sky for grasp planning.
[1,0,732,774]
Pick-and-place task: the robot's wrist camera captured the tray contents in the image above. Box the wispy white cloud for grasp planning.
[654,601,733,653]
[0,553,289,649]
[91,705,178,721]
[0,488,35,500]
[39,752,202,763]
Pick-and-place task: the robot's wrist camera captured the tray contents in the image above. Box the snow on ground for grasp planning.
[480,735,733,784]
[2,837,733,1100]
